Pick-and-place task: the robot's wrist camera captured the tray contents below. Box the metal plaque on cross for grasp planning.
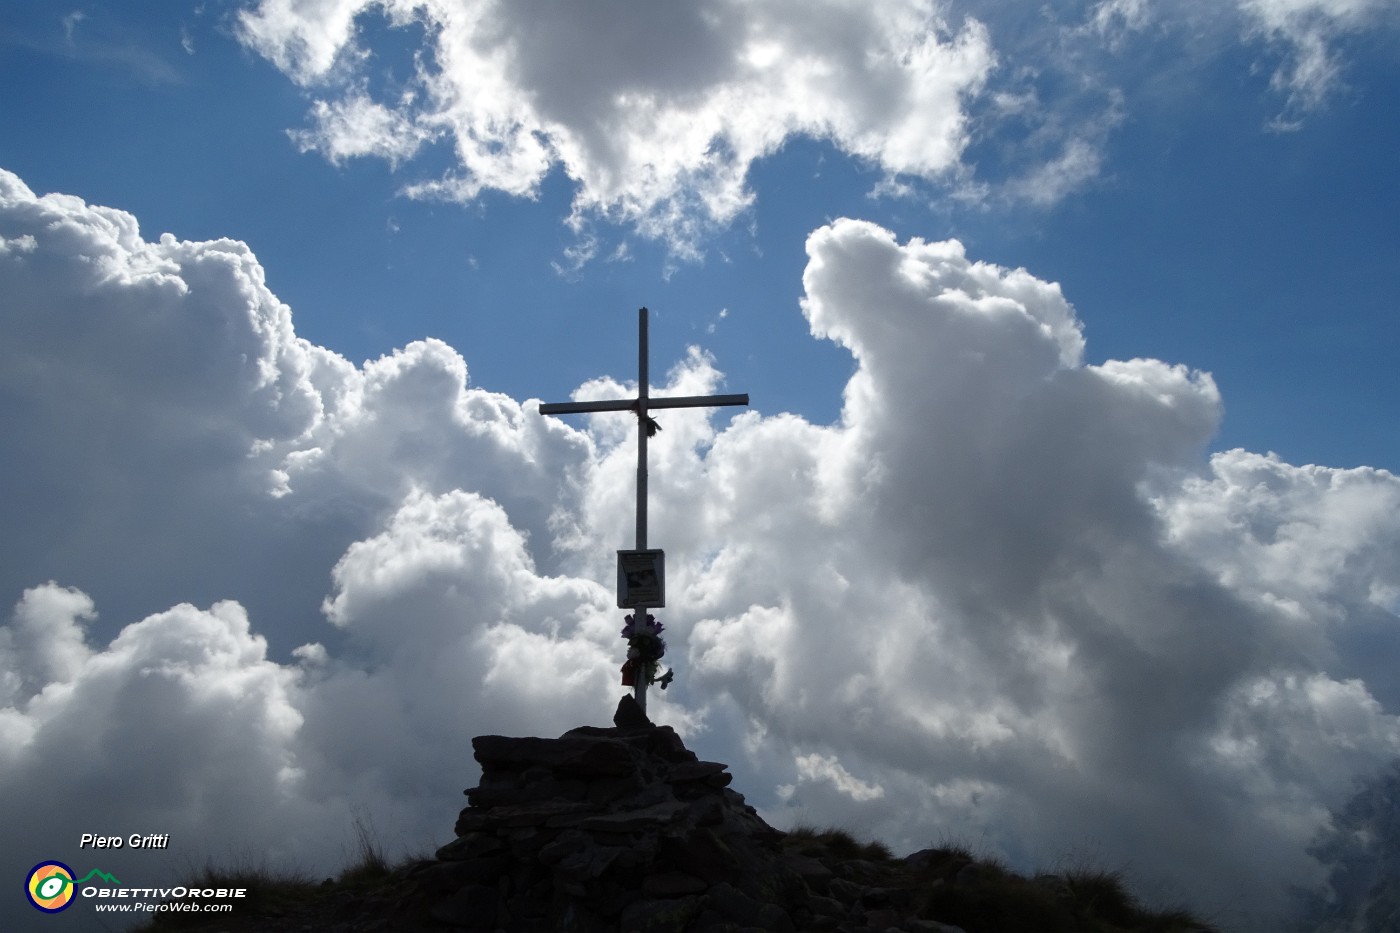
[617,549,665,608]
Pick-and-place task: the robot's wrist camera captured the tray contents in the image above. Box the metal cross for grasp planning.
[539,307,748,712]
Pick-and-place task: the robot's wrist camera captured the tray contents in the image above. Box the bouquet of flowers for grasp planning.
[620,613,674,689]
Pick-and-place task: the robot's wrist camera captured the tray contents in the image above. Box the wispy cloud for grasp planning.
[21,7,186,85]
[1237,0,1395,123]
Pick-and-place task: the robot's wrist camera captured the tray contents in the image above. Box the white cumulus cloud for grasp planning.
[236,0,994,252]
[3,170,1400,931]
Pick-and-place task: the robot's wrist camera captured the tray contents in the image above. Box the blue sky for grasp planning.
[4,1,1397,466]
[3,2,1399,930]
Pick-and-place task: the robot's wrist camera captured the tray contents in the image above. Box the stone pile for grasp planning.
[401,696,963,933]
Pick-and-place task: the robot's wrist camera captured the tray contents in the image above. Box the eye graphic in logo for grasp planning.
[26,861,76,913]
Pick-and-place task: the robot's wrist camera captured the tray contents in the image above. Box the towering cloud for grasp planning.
[3,171,1398,930]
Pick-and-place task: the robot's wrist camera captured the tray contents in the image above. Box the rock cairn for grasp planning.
[402,696,976,933]
[409,696,831,932]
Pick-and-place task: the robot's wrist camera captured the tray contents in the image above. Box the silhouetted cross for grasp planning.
[539,307,748,712]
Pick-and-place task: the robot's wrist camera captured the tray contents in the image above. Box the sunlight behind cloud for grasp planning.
[236,0,993,253]
[232,0,1400,253]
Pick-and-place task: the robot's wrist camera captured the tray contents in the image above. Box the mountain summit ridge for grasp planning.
[140,696,1219,932]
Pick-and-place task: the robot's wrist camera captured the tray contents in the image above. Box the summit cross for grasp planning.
[539,307,748,713]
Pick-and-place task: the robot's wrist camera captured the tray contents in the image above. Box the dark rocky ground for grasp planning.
[139,697,1219,933]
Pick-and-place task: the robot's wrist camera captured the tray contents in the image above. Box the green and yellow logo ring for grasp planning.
[26,861,77,913]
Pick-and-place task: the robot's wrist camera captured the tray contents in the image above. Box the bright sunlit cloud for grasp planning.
[3,171,1399,929]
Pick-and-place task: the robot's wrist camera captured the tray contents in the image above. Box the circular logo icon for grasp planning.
[26,861,76,913]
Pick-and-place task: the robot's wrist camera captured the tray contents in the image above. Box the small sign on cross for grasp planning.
[539,307,748,712]
[618,549,665,608]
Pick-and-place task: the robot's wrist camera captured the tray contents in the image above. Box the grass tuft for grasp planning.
[1062,867,1139,926]
[782,822,895,862]
[338,808,392,886]
[134,812,429,931]
[905,840,1221,933]
[136,855,317,930]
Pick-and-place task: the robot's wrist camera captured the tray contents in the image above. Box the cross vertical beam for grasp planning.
[539,307,748,713]
[637,308,648,552]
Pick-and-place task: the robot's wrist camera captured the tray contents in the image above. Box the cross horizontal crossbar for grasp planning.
[538,393,749,415]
